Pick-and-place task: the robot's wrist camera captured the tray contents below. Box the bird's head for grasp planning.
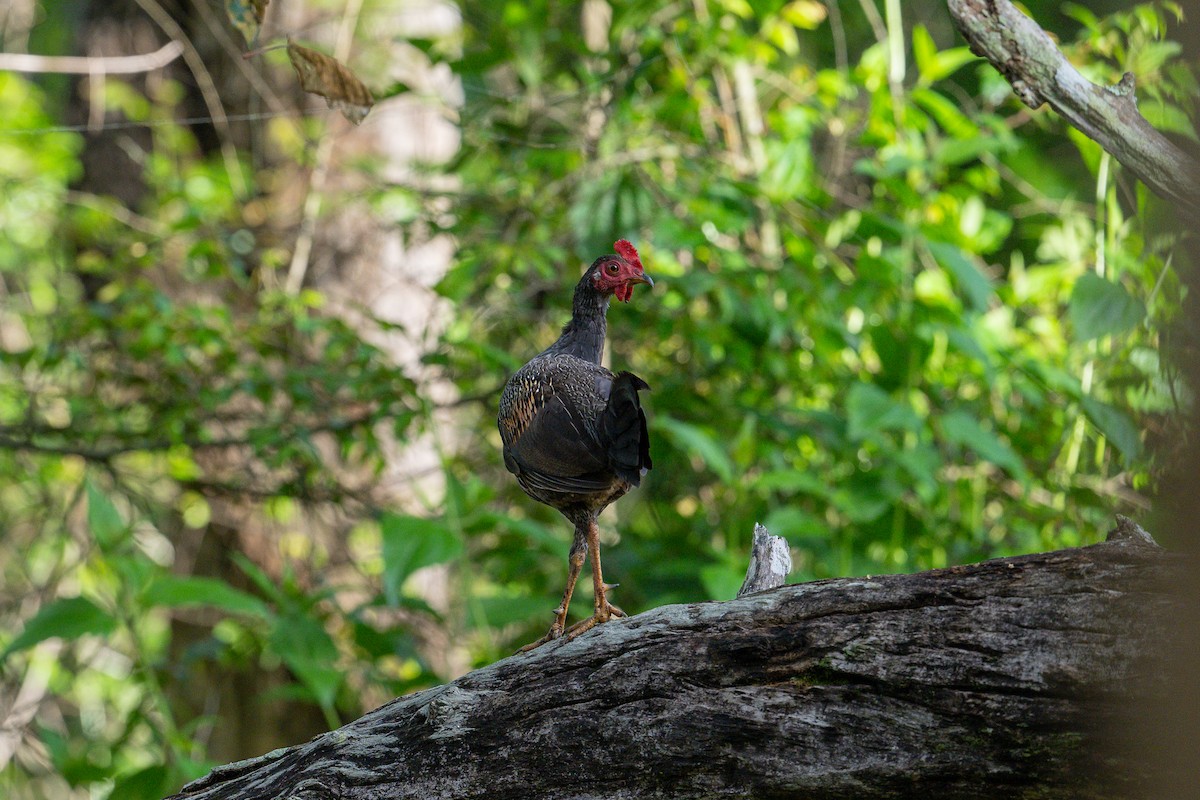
[590,240,654,303]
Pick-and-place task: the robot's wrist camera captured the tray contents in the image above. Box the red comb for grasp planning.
[614,239,642,269]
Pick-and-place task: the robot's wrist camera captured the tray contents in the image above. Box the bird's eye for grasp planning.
[606,262,620,275]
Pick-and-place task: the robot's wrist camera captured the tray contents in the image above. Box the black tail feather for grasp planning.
[603,372,652,485]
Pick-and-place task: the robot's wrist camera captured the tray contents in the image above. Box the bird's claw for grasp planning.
[518,621,563,653]
[565,601,625,640]
[517,608,570,653]
[518,599,627,652]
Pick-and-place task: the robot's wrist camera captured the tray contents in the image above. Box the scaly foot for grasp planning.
[565,600,626,640]
[518,599,626,651]
[518,600,571,652]
[518,627,559,652]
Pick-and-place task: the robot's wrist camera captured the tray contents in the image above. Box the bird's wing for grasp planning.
[501,370,614,494]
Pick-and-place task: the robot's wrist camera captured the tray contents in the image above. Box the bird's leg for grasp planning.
[519,522,588,652]
[566,517,625,640]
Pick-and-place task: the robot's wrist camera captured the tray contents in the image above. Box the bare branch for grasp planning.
[0,41,183,74]
[130,0,248,198]
[947,0,1200,218]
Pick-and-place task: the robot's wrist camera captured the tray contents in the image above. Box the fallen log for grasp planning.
[167,518,1180,800]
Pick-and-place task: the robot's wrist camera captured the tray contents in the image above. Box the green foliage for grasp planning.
[1,597,117,661]
[421,0,1190,613]
[1069,272,1147,340]
[142,575,270,617]
[0,55,427,798]
[0,1,1194,799]
[380,512,464,605]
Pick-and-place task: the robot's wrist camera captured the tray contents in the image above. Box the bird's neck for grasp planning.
[544,277,609,364]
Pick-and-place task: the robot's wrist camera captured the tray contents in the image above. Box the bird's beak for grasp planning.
[616,272,653,303]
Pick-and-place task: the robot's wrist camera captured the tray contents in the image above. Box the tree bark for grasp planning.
[167,519,1180,800]
[946,0,1200,218]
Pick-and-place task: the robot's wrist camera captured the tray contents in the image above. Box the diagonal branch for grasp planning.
[131,0,248,198]
[947,0,1200,219]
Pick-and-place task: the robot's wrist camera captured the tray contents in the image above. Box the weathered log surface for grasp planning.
[948,0,1200,218]
[168,521,1181,800]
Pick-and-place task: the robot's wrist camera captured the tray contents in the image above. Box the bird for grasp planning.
[498,240,654,651]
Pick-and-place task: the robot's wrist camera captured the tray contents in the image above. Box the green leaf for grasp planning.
[2,596,117,660]
[653,417,735,482]
[143,576,270,618]
[700,558,746,601]
[846,383,920,441]
[351,618,417,660]
[763,506,826,539]
[718,0,753,18]
[939,410,1027,481]
[109,765,170,800]
[470,593,554,629]
[831,479,895,523]
[480,511,561,551]
[39,725,110,786]
[1080,397,1142,462]
[380,512,463,605]
[912,25,937,81]
[1069,273,1146,340]
[932,136,1010,167]
[752,469,831,499]
[86,478,126,548]
[926,241,993,311]
[267,614,342,710]
[911,87,976,138]
[913,25,978,85]
[894,443,942,500]
[232,552,286,604]
[1140,101,1199,142]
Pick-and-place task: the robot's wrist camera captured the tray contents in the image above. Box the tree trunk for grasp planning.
[166,519,1179,800]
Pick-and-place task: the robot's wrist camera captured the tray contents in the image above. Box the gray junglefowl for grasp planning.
[498,240,654,651]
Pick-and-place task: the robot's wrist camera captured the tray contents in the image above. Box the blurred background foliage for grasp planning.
[0,0,1195,797]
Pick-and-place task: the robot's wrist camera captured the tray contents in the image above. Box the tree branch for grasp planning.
[0,41,183,74]
[166,520,1179,800]
[947,0,1200,218]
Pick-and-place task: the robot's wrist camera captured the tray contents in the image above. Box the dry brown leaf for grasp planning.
[286,42,374,125]
[227,0,269,47]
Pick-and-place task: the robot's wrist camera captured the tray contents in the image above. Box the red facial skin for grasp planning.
[593,240,653,302]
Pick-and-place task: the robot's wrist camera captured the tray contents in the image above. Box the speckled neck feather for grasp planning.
[543,261,610,364]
